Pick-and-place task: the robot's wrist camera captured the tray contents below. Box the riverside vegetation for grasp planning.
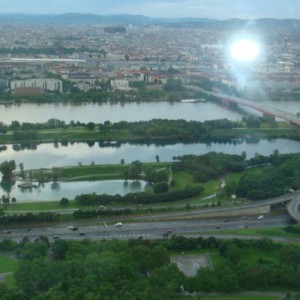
[0,117,298,145]
[0,151,299,224]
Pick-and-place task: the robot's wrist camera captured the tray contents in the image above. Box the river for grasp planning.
[0,100,299,202]
[0,99,299,124]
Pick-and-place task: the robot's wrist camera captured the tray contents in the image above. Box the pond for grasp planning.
[1,180,148,203]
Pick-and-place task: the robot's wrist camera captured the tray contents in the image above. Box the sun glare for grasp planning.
[230,39,260,62]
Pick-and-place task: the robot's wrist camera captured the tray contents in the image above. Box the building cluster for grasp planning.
[0,23,299,94]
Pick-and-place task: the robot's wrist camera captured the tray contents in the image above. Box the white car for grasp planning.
[115,222,123,227]
[257,215,264,220]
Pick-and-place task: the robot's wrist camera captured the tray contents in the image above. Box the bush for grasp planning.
[60,197,69,206]
[153,182,169,193]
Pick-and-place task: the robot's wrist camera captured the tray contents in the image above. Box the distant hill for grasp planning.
[0,13,299,31]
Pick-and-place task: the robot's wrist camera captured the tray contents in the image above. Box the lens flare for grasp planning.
[230,39,260,61]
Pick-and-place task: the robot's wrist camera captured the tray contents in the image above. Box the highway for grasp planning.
[0,213,293,243]
[1,191,299,243]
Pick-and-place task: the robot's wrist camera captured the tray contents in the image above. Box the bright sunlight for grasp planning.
[230,39,260,61]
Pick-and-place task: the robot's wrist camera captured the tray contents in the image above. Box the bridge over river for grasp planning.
[199,89,300,127]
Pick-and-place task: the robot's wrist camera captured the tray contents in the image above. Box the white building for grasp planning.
[111,79,131,91]
[11,78,63,93]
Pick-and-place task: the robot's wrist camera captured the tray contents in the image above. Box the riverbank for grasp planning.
[0,120,298,145]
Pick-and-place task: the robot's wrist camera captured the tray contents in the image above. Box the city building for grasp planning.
[10,78,63,94]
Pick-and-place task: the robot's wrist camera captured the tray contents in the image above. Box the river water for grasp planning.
[0,99,299,124]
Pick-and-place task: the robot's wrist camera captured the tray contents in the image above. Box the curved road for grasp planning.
[287,193,300,222]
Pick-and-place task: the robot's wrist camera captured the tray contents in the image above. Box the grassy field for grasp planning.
[0,255,18,288]
[5,200,77,211]
[182,296,281,300]
[30,162,171,182]
[208,226,300,240]
[0,255,18,273]
[239,247,280,265]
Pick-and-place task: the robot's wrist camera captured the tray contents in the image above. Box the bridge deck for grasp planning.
[201,89,300,127]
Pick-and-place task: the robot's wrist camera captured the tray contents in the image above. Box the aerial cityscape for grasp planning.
[0,2,300,299]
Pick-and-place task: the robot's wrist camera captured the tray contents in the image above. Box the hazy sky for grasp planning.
[0,0,299,19]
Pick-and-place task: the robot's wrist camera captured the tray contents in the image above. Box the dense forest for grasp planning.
[1,236,300,299]
[174,151,300,200]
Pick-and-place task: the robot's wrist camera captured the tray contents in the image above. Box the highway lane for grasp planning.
[0,214,292,242]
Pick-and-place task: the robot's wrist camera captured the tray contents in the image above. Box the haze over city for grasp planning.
[0,0,299,19]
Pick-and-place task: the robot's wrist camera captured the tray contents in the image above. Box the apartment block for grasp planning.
[11,78,63,94]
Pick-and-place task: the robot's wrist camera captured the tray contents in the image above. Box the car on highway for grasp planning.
[257,215,264,220]
[115,222,123,227]
[215,225,221,229]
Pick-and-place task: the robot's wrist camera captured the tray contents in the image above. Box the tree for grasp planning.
[120,158,125,165]
[155,154,160,163]
[163,78,184,92]
[153,182,169,193]
[154,169,169,183]
[0,160,16,180]
[19,163,25,179]
[144,166,155,184]
[128,160,143,181]
[86,122,96,130]
[60,197,69,206]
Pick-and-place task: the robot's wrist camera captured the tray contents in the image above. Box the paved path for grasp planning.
[0,272,12,283]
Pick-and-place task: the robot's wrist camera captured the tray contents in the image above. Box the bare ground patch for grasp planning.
[171,254,212,277]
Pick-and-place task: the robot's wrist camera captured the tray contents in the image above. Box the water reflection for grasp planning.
[50,182,61,191]
[0,139,299,170]
[0,180,147,203]
[0,180,13,196]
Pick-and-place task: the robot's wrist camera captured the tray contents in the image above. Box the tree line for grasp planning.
[1,235,300,299]
[173,151,300,200]
[74,186,203,206]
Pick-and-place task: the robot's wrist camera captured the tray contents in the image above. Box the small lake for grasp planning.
[1,180,148,203]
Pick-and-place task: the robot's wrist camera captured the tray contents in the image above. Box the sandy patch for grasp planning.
[171,254,211,277]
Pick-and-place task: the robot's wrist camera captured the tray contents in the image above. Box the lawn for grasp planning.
[184,296,281,300]
[29,162,171,181]
[239,247,280,265]
[0,255,18,273]
[208,226,300,239]
[5,200,76,211]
